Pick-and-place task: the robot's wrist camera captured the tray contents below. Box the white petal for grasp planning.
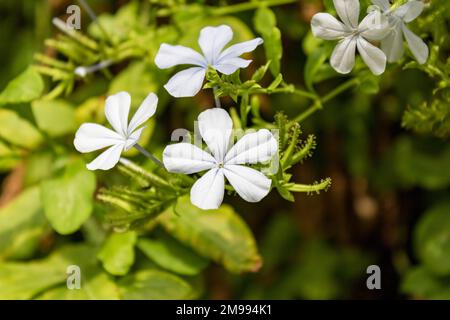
[395,1,424,23]
[402,24,428,64]
[333,0,360,28]
[190,168,225,210]
[356,37,387,75]
[154,44,206,69]
[224,129,278,165]
[105,91,130,136]
[163,143,216,174]
[164,67,206,98]
[128,93,157,134]
[86,143,124,171]
[359,10,390,41]
[214,57,251,75]
[124,126,144,151]
[330,36,357,74]
[74,123,123,153]
[372,0,390,11]
[217,38,263,63]
[198,25,233,65]
[381,26,405,62]
[223,164,271,203]
[198,108,233,162]
[311,12,350,40]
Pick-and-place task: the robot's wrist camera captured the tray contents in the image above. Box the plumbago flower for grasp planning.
[74,92,157,170]
[373,0,429,64]
[163,108,278,210]
[311,0,389,75]
[155,25,263,97]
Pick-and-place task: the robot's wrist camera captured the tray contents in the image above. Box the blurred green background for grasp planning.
[0,0,449,300]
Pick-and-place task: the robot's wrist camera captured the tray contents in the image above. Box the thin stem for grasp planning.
[322,78,360,104]
[213,86,221,108]
[77,0,112,43]
[134,144,165,169]
[74,59,114,77]
[292,100,322,123]
[287,179,332,193]
[292,78,360,123]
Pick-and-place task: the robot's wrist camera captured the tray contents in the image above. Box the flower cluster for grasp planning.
[311,0,428,75]
[74,25,276,210]
[74,2,429,211]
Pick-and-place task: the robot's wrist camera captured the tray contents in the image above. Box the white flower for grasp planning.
[155,25,263,98]
[311,0,389,75]
[74,92,158,170]
[163,108,278,210]
[373,0,428,64]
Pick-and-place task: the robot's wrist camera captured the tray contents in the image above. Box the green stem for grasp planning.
[240,93,249,128]
[292,78,360,123]
[322,78,360,104]
[213,86,221,108]
[211,0,297,15]
[292,100,322,123]
[288,179,331,193]
[269,83,318,100]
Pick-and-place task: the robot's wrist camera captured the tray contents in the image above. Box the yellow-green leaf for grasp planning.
[40,160,96,235]
[32,99,77,137]
[119,269,198,300]
[138,233,209,276]
[0,187,48,260]
[0,66,44,105]
[98,231,137,276]
[0,109,43,149]
[159,196,261,273]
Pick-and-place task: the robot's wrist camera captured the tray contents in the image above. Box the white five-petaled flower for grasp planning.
[163,108,278,210]
[373,0,428,64]
[311,0,389,75]
[154,25,263,98]
[74,91,158,170]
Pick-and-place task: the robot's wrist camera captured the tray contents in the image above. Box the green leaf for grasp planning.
[138,233,209,276]
[414,201,450,275]
[254,7,282,76]
[386,137,450,190]
[36,268,120,300]
[268,74,283,91]
[254,6,277,36]
[252,61,271,82]
[0,66,44,105]
[0,109,43,149]
[109,62,161,109]
[87,2,140,43]
[0,245,97,299]
[40,159,96,235]
[118,269,198,300]
[0,187,48,260]
[31,99,77,137]
[24,152,54,187]
[159,196,261,273]
[304,47,328,91]
[98,231,137,276]
[359,72,380,95]
[402,266,450,299]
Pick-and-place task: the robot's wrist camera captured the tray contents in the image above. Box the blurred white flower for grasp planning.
[311,0,389,75]
[373,0,428,64]
[163,108,278,210]
[154,25,263,98]
[74,92,158,170]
